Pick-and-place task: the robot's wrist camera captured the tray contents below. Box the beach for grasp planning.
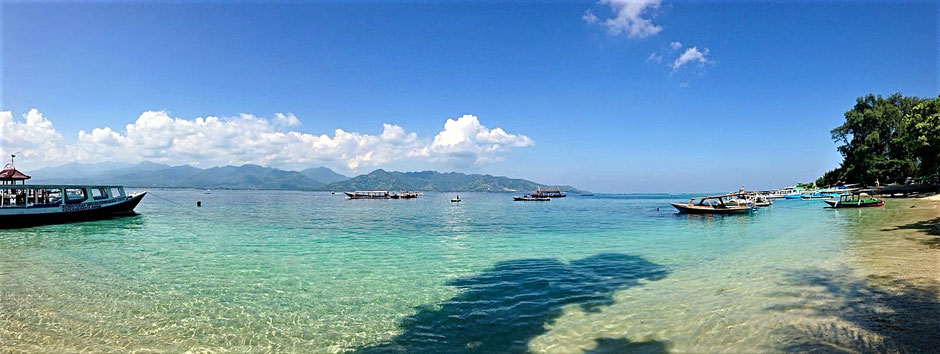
[1,191,938,352]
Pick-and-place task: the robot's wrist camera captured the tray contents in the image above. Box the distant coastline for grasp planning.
[29,162,586,194]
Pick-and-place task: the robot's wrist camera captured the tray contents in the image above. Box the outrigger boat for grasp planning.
[824,193,884,208]
[389,191,420,199]
[671,193,758,215]
[0,162,145,228]
[513,195,551,201]
[344,190,391,199]
[531,188,566,198]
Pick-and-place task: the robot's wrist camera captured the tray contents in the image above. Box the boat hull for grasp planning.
[0,192,146,228]
[514,196,550,201]
[824,200,884,208]
[670,202,754,215]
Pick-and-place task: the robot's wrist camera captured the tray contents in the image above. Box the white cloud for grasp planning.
[426,115,534,165]
[584,0,663,39]
[646,52,663,63]
[273,112,300,128]
[0,110,533,172]
[671,46,711,70]
[670,41,682,51]
[582,10,599,24]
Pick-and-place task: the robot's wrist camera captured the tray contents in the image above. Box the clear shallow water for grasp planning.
[1,191,937,352]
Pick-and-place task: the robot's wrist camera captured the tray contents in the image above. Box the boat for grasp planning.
[513,195,551,201]
[530,188,566,198]
[801,191,840,200]
[344,190,391,199]
[390,191,419,199]
[670,193,758,215]
[451,195,461,202]
[824,193,884,208]
[0,162,146,228]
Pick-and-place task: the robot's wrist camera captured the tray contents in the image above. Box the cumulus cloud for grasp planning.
[670,41,682,51]
[426,115,533,165]
[671,46,711,70]
[0,110,533,172]
[583,0,663,39]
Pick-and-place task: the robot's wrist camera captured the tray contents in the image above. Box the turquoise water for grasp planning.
[1,191,936,352]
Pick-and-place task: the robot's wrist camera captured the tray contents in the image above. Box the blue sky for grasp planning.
[1,1,937,192]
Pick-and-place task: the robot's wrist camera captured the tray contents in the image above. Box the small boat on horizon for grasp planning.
[451,195,461,202]
[531,188,566,198]
[513,195,551,201]
[344,190,391,199]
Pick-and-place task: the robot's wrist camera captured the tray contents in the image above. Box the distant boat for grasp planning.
[801,191,839,200]
[390,191,419,199]
[531,188,566,198]
[204,189,211,194]
[513,195,551,201]
[670,193,757,215]
[344,190,391,199]
[451,195,461,203]
[824,193,884,208]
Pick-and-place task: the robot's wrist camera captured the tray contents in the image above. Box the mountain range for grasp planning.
[27,162,581,193]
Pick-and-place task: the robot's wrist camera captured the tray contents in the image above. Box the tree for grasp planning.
[904,95,940,176]
[829,93,924,184]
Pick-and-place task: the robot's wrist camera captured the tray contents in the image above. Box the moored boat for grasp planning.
[344,190,391,199]
[670,193,757,215]
[513,195,551,201]
[824,193,884,208]
[531,188,566,198]
[0,162,146,228]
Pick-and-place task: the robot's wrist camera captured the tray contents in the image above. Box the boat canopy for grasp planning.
[0,164,30,185]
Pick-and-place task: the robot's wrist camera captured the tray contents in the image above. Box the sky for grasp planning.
[1,0,937,192]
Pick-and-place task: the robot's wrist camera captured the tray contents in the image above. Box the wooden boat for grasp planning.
[344,190,390,199]
[513,195,551,201]
[390,191,419,199]
[670,193,757,214]
[530,188,566,198]
[824,193,884,208]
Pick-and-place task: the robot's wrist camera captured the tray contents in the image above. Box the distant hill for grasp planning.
[323,169,583,193]
[299,167,349,184]
[27,163,580,193]
[29,162,346,190]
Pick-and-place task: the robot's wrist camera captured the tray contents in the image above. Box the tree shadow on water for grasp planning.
[358,253,669,353]
[881,216,940,248]
[770,268,940,353]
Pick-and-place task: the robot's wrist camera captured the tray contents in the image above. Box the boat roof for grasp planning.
[0,184,125,189]
[0,164,30,180]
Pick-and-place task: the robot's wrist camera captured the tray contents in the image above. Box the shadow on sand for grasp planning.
[769,268,940,352]
[881,216,940,248]
[358,253,669,353]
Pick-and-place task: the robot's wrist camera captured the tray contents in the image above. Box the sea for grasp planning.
[1,190,938,352]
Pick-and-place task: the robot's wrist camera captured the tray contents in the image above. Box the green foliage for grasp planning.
[827,93,928,184]
[904,95,940,175]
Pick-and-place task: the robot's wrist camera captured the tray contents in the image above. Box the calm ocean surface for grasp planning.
[2,190,937,352]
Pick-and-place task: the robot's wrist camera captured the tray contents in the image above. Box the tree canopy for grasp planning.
[818,93,940,186]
